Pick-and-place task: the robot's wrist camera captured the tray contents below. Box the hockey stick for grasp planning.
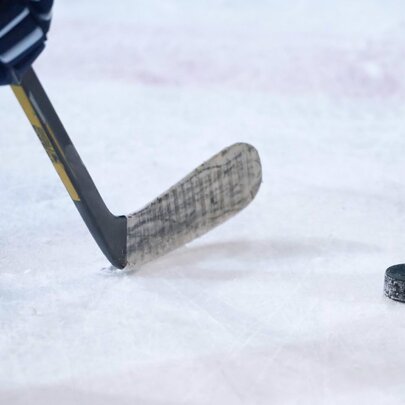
[11,68,262,269]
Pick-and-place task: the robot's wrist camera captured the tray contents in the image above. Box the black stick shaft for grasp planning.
[11,68,127,268]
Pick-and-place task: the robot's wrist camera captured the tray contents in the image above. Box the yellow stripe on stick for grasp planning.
[11,84,80,202]
[11,85,41,127]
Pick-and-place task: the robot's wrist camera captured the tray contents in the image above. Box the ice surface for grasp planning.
[1,0,405,404]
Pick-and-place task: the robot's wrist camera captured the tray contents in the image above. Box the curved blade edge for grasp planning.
[126,142,262,268]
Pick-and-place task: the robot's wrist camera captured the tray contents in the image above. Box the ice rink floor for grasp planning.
[1,1,405,403]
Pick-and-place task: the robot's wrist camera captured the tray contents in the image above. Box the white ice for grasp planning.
[1,1,405,404]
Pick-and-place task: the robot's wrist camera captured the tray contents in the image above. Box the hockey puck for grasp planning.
[384,264,405,302]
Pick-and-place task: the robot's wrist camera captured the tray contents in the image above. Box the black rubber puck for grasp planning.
[384,264,405,302]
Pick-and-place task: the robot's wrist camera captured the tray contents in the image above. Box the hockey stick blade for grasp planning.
[126,143,262,267]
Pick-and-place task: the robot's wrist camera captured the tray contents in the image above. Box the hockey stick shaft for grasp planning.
[11,68,127,268]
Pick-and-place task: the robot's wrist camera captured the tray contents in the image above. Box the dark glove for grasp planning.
[0,0,53,85]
